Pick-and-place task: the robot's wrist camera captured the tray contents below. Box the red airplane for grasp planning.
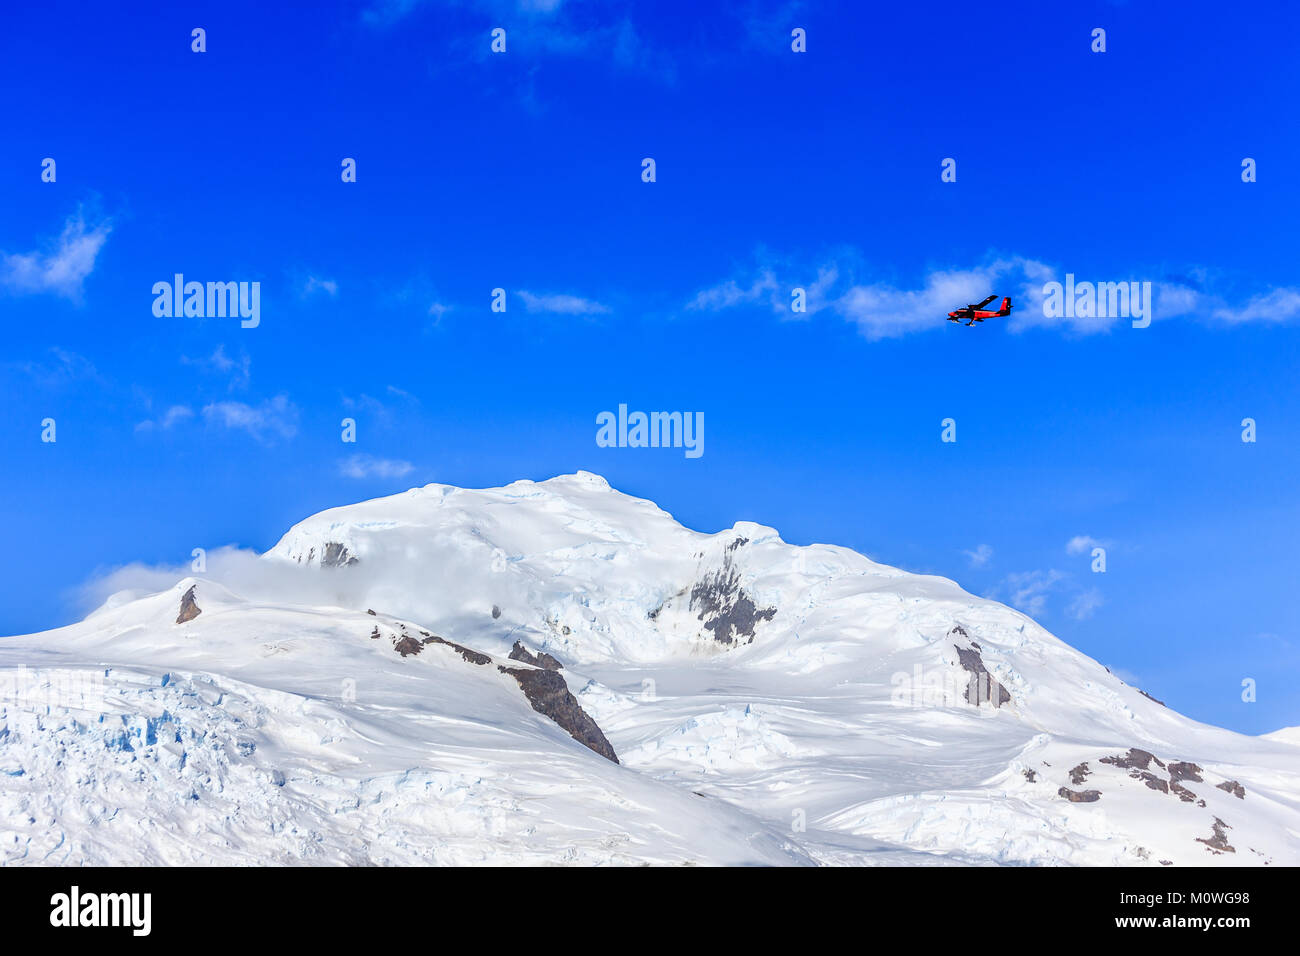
[947,295,1012,326]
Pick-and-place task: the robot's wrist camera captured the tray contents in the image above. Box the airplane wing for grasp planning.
[974,295,997,309]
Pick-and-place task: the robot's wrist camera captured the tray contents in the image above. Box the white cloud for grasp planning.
[963,544,993,568]
[183,345,251,389]
[1066,535,1105,555]
[302,276,338,298]
[1,212,112,299]
[9,347,101,387]
[339,454,416,479]
[517,290,609,315]
[1067,588,1104,621]
[1212,288,1300,324]
[997,569,1066,618]
[691,252,1300,339]
[688,269,781,312]
[201,395,298,442]
[690,254,1057,340]
[136,405,195,433]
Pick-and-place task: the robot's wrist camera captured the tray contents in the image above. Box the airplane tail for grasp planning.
[999,296,1013,315]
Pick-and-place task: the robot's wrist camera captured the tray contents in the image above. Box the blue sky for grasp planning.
[2,0,1298,734]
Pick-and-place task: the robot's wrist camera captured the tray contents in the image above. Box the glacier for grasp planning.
[1,472,1296,866]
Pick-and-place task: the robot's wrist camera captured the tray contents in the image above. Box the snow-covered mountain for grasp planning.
[1264,727,1300,747]
[2,472,1297,865]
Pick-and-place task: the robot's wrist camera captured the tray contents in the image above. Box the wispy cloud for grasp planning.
[182,345,251,390]
[963,544,993,568]
[690,251,1300,339]
[1067,588,1105,621]
[362,1,675,83]
[136,405,195,433]
[1212,288,1300,324]
[341,386,421,429]
[995,569,1066,618]
[7,347,102,388]
[201,395,298,442]
[339,454,416,479]
[517,290,609,315]
[1,211,112,300]
[301,275,338,298]
[690,253,1054,339]
[1066,535,1108,555]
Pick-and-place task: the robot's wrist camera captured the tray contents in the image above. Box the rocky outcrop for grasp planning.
[1217,780,1246,799]
[1100,748,1164,771]
[1100,748,1169,792]
[393,635,424,657]
[1196,817,1235,854]
[320,542,359,568]
[950,629,1011,707]
[1058,787,1102,803]
[688,539,776,646]
[176,586,202,624]
[371,618,615,762]
[508,641,562,671]
[1168,761,1204,803]
[499,666,619,763]
[419,631,491,666]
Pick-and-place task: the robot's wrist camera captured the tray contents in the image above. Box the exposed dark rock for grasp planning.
[508,641,562,671]
[1069,762,1091,785]
[491,604,501,620]
[1023,769,1037,782]
[1139,689,1166,707]
[367,609,376,616]
[1100,748,1165,771]
[1100,749,1169,791]
[689,551,776,646]
[421,633,491,666]
[1217,780,1246,799]
[499,666,618,763]
[1058,787,1102,803]
[1196,817,1235,854]
[393,635,424,657]
[321,542,359,568]
[369,626,380,639]
[1170,782,1199,804]
[1134,772,1169,794]
[1168,761,1203,784]
[952,642,1012,707]
[176,586,202,624]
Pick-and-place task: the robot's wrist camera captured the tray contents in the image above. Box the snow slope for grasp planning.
[2,472,1297,866]
[1264,726,1300,747]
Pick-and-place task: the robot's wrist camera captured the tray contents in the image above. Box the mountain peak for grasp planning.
[5,475,1297,866]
